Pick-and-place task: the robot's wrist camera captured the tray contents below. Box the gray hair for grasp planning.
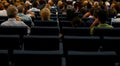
[7,5,18,18]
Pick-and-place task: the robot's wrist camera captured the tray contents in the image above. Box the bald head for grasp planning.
[7,5,18,18]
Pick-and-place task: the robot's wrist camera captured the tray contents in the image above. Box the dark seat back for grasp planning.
[63,36,100,52]
[24,36,59,51]
[0,26,28,50]
[62,27,90,36]
[0,26,28,35]
[93,27,120,36]
[67,51,117,66]
[34,20,58,26]
[30,26,59,35]
[13,50,61,66]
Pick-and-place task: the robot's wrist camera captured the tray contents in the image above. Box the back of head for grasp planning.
[32,1,38,8]
[72,16,81,27]
[66,5,75,20]
[3,2,10,9]
[40,8,50,21]
[57,0,63,8]
[97,9,108,24]
[48,0,54,6]
[17,5,24,13]
[7,5,18,18]
[0,3,4,10]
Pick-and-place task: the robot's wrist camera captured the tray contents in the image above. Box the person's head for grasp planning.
[3,2,9,9]
[44,4,51,9]
[17,5,25,13]
[7,5,18,18]
[66,5,75,20]
[0,3,4,10]
[111,3,116,8]
[48,0,54,6]
[97,9,108,24]
[93,1,99,8]
[40,8,50,21]
[32,1,39,8]
[57,0,63,8]
[71,16,82,27]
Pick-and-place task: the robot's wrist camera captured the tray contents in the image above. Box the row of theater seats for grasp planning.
[1,15,120,28]
[0,26,61,66]
[0,26,120,66]
[62,27,120,66]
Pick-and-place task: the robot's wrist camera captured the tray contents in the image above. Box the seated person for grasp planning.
[71,16,82,27]
[90,9,113,35]
[17,5,34,26]
[1,5,30,34]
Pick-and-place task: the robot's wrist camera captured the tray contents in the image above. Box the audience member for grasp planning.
[90,9,113,35]
[40,7,51,21]
[17,5,34,26]
[0,5,30,33]
[28,1,40,12]
[0,3,7,16]
[71,16,82,27]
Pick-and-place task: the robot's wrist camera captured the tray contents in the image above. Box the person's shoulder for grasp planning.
[108,24,114,28]
[0,21,8,26]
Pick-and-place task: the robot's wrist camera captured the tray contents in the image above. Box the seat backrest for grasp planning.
[34,20,58,26]
[93,27,120,36]
[0,16,8,24]
[24,35,59,50]
[0,26,28,50]
[111,22,120,27]
[101,37,120,51]
[59,20,72,27]
[62,27,90,36]
[67,51,117,66]
[0,51,8,66]
[30,26,59,35]
[0,26,28,35]
[0,35,20,50]
[13,50,61,66]
[63,36,100,51]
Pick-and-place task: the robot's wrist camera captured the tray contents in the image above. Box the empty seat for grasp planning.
[67,51,118,66]
[0,50,8,66]
[63,36,100,55]
[0,35,20,50]
[23,35,59,51]
[13,50,62,66]
[102,37,120,51]
[93,27,120,36]
[59,20,72,27]
[0,26,28,50]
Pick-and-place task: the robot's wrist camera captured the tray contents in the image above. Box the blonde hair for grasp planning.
[57,0,63,8]
[40,8,50,21]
